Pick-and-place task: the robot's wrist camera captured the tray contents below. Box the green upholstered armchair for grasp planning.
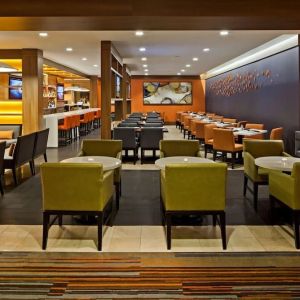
[78,139,122,208]
[160,163,227,250]
[159,140,201,158]
[40,163,114,251]
[243,139,289,210]
[269,162,300,249]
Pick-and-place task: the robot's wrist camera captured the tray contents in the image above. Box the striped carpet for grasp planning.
[0,252,300,299]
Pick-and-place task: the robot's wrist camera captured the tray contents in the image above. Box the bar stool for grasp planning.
[94,110,101,128]
[58,116,72,146]
[80,113,89,136]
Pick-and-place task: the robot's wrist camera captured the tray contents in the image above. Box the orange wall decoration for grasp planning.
[131,78,205,123]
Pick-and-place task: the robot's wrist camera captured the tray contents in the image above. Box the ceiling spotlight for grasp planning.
[177,72,181,75]
[139,47,146,52]
[93,64,98,67]
[203,48,210,52]
[220,30,229,36]
[66,47,73,52]
[192,57,199,61]
[135,31,144,36]
[141,57,147,61]
[181,69,185,72]
[39,32,48,37]
[145,73,149,76]
[144,69,149,72]
[186,64,191,68]
[143,64,148,68]
[82,57,87,61]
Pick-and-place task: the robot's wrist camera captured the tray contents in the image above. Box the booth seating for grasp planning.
[0,124,22,147]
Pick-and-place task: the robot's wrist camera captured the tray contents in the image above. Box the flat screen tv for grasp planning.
[9,76,22,100]
[57,84,64,100]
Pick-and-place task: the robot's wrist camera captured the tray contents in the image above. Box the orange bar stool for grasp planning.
[94,110,101,128]
[73,115,81,140]
[80,113,90,136]
[58,116,72,146]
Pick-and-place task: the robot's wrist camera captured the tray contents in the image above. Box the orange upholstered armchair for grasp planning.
[213,128,243,168]
[204,123,217,158]
[270,127,283,140]
[245,123,264,139]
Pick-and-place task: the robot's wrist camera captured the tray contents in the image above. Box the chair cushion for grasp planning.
[0,131,13,139]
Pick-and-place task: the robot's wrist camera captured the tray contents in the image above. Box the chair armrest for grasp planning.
[101,170,114,208]
[283,152,292,157]
[160,151,165,158]
[243,151,259,181]
[116,151,122,161]
[269,170,294,198]
[77,150,84,157]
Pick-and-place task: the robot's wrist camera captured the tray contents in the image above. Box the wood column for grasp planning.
[121,64,127,119]
[22,49,43,134]
[89,75,99,108]
[101,41,112,139]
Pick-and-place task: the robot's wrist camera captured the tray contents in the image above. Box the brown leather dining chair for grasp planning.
[212,128,243,169]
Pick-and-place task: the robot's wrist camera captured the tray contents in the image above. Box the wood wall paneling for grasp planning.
[101,41,112,139]
[90,75,99,108]
[121,64,127,119]
[22,49,43,133]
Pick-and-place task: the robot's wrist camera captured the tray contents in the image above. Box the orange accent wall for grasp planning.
[131,78,205,122]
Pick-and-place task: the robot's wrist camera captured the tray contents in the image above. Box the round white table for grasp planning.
[61,156,121,171]
[255,156,300,172]
[155,156,213,170]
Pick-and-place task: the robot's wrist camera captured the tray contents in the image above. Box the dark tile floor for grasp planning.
[0,128,291,226]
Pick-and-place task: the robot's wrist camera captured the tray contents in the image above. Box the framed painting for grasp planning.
[143,82,192,105]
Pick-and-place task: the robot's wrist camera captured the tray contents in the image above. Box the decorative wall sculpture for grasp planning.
[207,69,278,97]
[143,82,192,105]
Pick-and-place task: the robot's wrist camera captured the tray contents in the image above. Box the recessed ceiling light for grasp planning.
[144,69,149,72]
[39,32,48,37]
[145,73,149,76]
[186,64,191,68]
[220,30,229,36]
[93,64,98,67]
[177,72,181,75]
[181,69,185,72]
[82,57,87,61]
[203,48,210,52]
[141,57,147,61]
[66,47,73,52]
[192,57,199,61]
[139,47,146,52]
[135,31,144,36]
[143,64,148,68]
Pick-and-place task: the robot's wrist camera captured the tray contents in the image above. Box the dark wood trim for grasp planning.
[43,58,89,78]
[121,64,127,119]
[101,41,112,139]
[0,49,22,59]
[132,75,201,80]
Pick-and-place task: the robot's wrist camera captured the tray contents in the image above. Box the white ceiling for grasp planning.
[0,31,296,76]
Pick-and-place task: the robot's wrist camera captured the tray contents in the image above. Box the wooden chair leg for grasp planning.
[220,211,226,250]
[0,177,4,196]
[231,152,236,169]
[30,161,35,175]
[12,168,18,185]
[97,213,103,251]
[115,183,120,210]
[58,215,63,226]
[243,175,248,196]
[213,150,217,161]
[42,212,50,250]
[166,213,172,250]
[293,211,300,249]
[212,214,217,226]
[253,183,258,211]
[204,145,208,158]
[44,153,48,162]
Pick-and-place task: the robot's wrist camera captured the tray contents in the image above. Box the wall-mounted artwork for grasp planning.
[143,82,192,105]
